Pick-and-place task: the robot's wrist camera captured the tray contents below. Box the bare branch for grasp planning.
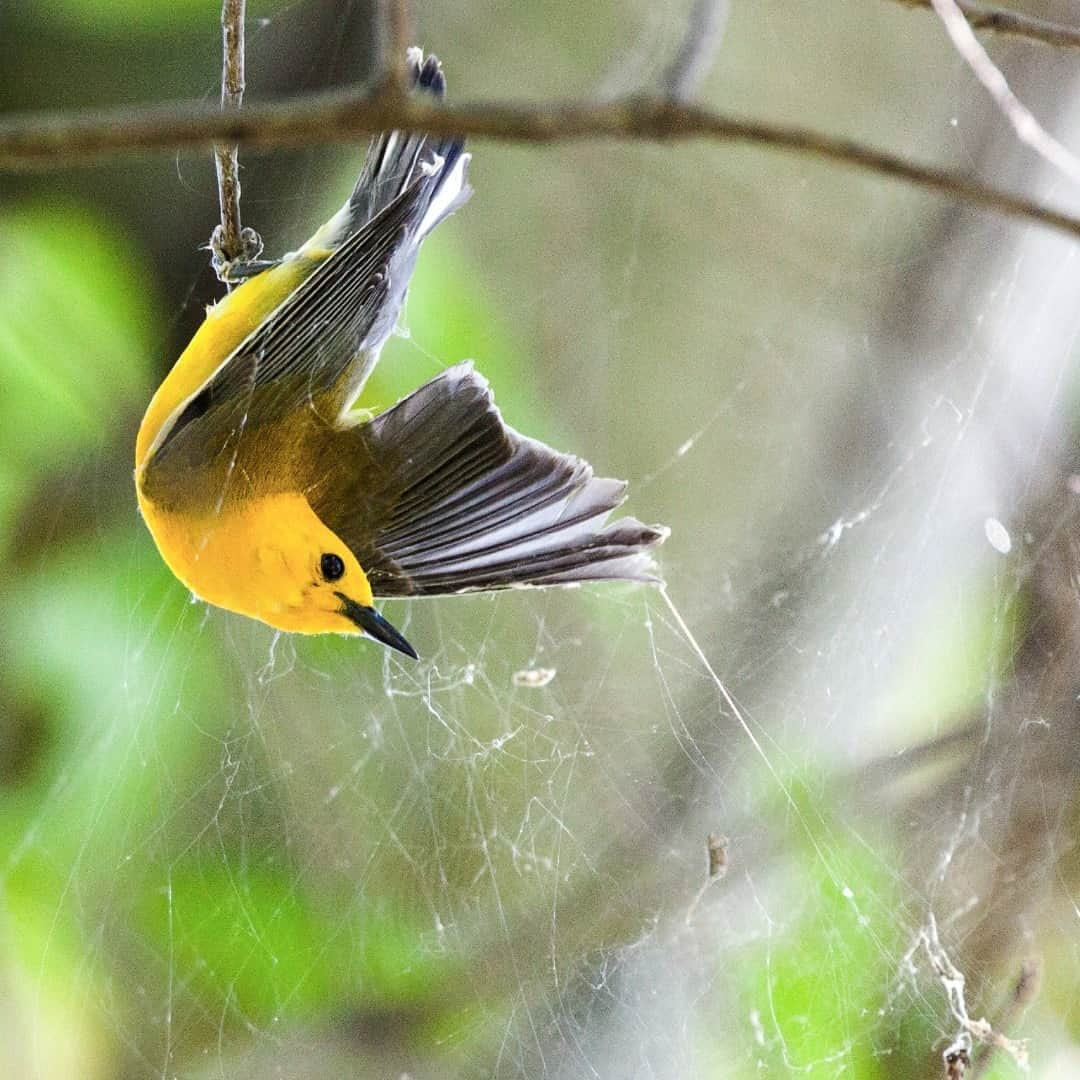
[930,0,1080,186]
[663,0,730,102]
[380,0,414,96]
[3,91,1080,241]
[210,0,262,282]
[970,960,1041,1079]
[215,0,245,254]
[894,0,1080,51]
[213,2,244,256]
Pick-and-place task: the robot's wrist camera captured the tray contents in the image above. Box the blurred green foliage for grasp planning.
[0,205,154,544]
[726,780,934,1078]
[33,0,276,37]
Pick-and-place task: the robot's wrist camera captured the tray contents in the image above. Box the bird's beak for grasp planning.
[336,593,418,659]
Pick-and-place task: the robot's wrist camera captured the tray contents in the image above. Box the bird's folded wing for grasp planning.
[149,55,468,467]
[153,177,428,461]
[317,363,668,596]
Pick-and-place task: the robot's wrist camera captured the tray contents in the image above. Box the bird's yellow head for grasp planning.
[144,491,416,657]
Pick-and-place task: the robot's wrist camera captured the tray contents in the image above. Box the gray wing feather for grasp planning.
[317,364,668,596]
[153,51,468,460]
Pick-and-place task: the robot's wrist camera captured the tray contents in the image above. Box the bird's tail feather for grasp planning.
[348,49,469,238]
[300,50,469,260]
[331,364,668,597]
[298,49,470,364]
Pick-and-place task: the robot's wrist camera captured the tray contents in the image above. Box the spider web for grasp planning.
[6,2,1080,1078]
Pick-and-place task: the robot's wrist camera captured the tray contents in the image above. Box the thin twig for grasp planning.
[922,913,1030,1072]
[931,0,1080,186]
[3,91,1080,241]
[664,0,730,102]
[970,960,1040,1079]
[894,0,1080,51]
[211,0,260,279]
[381,0,414,96]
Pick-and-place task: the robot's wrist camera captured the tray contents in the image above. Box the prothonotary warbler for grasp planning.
[135,49,667,659]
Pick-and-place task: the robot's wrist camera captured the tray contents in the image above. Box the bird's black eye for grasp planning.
[320,553,346,582]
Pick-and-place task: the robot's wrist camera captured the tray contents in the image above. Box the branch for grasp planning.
[663,0,730,102]
[970,960,1040,1079]
[930,0,1080,185]
[894,0,1080,51]
[3,91,1080,241]
[210,0,262,281]
[922,913,1030,1072]
[380,0,414,96]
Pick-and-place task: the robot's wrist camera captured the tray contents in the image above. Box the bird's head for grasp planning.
[168,493,416,657]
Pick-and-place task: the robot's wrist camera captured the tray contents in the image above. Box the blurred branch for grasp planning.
[922,913,1031,1070]
[380,0,414,96]
[855,717,980,793]
[663,0,730,102]
[210,0,262,282]
[894,0,1080,50]
[930,0,1080,185]
[6,93,1080,241]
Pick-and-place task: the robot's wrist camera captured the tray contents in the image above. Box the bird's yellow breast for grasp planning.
[137,488,360,634]
[138,489,284,616]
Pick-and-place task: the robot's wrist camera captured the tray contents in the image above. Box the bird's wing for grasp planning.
[148,148,468,469]
[315,364,668,596]
[143,50,469,472]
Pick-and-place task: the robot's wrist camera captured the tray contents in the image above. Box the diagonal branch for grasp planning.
[3,91,1080,241]
[930,0,1080,185]
[922,914,1030,1071]
[893,0,1080,51]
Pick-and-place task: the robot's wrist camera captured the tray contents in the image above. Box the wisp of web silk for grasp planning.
[657,584,848,892]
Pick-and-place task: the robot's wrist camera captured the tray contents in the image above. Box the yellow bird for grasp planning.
[135,50,667,659]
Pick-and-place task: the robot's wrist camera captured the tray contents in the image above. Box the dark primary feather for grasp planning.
[314,364,668,596]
